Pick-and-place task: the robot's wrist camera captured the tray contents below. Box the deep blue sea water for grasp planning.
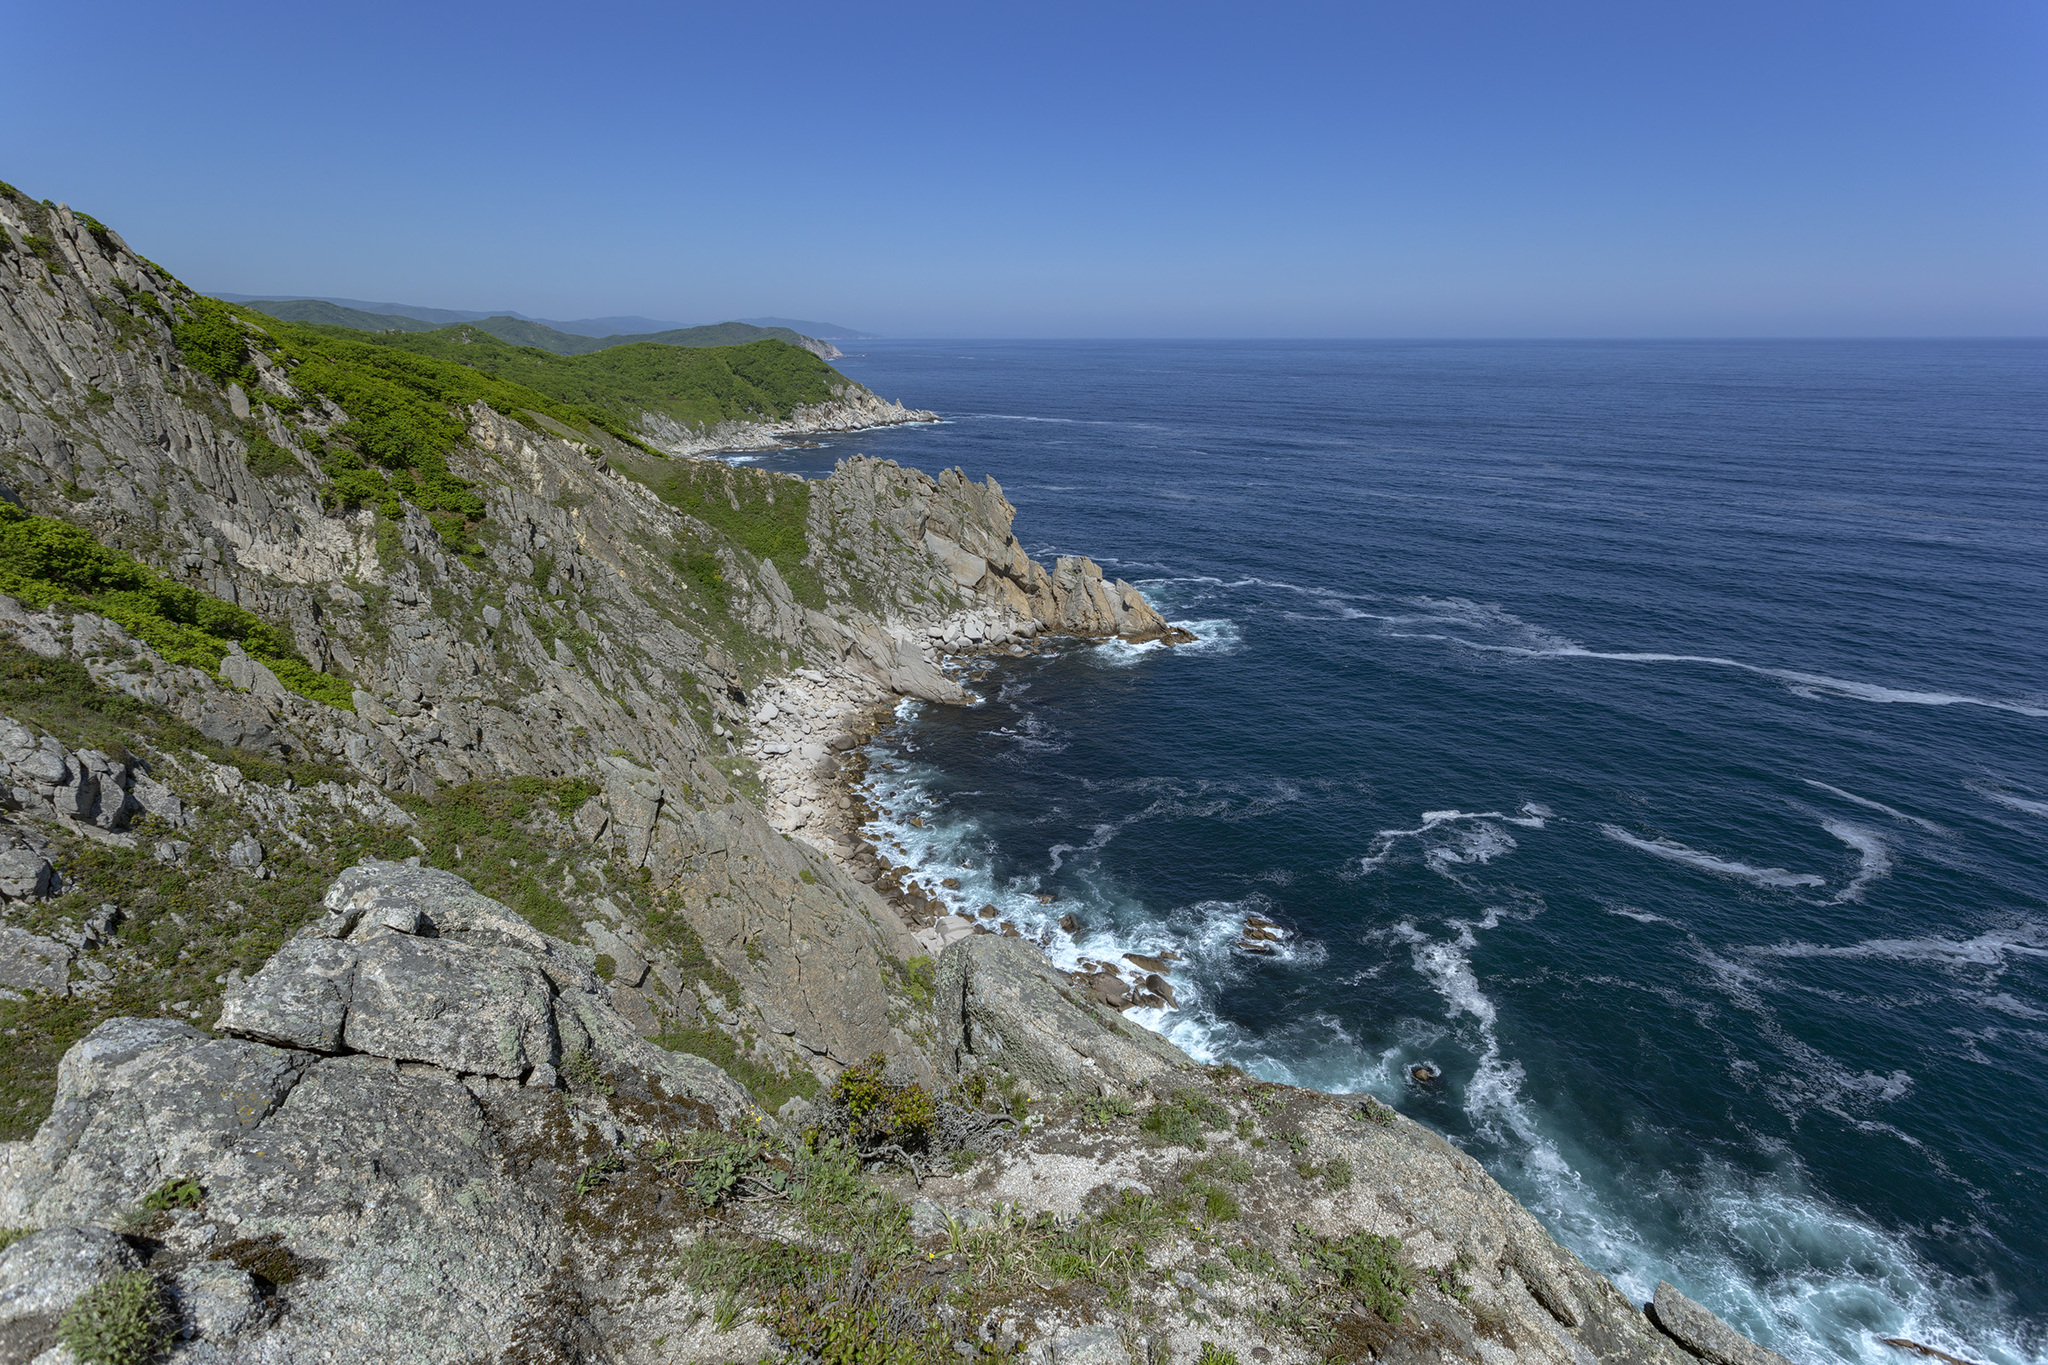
[740,340,2048,1365]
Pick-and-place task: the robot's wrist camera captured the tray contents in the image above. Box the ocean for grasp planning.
[737,339,2048,1365]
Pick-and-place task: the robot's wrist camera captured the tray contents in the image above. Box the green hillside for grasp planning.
[237,299,444,332]
[232,300,821,357]
[349,324,842,432]
[460,316,821,356]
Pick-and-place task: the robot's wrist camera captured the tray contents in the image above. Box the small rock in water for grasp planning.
[977,904,998,919]
[1408,1061,1443,1086]
[1058,912,1083,933]
[1123,953,1170,974]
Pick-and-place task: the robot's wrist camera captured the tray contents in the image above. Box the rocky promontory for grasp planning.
[0,183,1798,1365]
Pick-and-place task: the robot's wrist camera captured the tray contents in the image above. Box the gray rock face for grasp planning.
[0,1224,139,1333]
[0,863,784,1364]
[169,1261,267,1343]
[1650,1281,1796,1365]
[0,927,71,995]
[221,861,758,1106]
[0,717,150,838]
[933,934,1192,1095]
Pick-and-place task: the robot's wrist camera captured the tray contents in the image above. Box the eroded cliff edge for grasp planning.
[0,186,1789,1365]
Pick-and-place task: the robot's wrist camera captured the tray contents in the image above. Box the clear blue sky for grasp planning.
[5,1,2042,336]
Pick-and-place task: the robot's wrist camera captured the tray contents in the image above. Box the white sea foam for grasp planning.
[1820,820,1893,903]
[853,669,2042,1365]
[1802,780,1946,833]
[1608,906,1678,926]
[1091,617,1238,667]
[1355,808,1535,875]
[1751,926,2048,968]
[1972,786,2048,819]
[1447,639,2048,718]
[1334,592,2048,717]
[1599,825,1827,888]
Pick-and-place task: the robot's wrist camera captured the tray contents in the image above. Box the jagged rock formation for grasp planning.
[934,934,1193,1094]
[0,868,765,1363]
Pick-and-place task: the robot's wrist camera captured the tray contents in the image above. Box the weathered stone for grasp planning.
[1650,1281,1795,1365]
[170,1260,267,1342]
[0,1225,139,1362]
[0,1018,307,1226]
[0,927,70,994]
[933,935,1191,1094]
[584,920,648,987]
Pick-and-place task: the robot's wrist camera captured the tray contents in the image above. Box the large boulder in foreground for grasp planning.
[0,861,770,1362]
[933,933,1193,1095]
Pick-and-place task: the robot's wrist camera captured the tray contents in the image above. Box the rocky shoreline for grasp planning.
[637,383,941,457]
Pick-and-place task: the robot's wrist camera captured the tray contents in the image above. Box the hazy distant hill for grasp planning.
[225,298,444,332]
[229,299,841,359]
[216,295,873,344]
[740,317,876,340]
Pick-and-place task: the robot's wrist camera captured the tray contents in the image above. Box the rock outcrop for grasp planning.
[0,864,771,1363]
[638,383,938,456]
[934,934,1192,1095]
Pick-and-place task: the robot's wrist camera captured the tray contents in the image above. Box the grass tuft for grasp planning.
[57,1270,174,1365]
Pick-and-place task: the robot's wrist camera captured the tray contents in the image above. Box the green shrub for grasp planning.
[830,1053,935,1149]
[244,432,301,478]
[1353,1095,1397,1126]
[650,464,823,609]
[651,1020,817,1112]
[172,297,256,388]
[142,1177,203,1212]
[1425,1253,1475,1303]
[0,503,352,711]
[57,1270,174,1365]
[0,1227,32,1252]
[1140,1089,1230,1149]
[1197,1344,1240,1365]
[1322,1155,1354,1191]
[1314,1231,1415,1323]
[673,546,727,609]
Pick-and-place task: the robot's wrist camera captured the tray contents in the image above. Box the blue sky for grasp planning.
[4,1,2042,336]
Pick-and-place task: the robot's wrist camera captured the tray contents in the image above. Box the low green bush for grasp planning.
[0,502,352,711]
[57,1270,174,1365]
[1313,1231,1415,1323]
[142,1177,204,1211]
[830,1053,936,1150]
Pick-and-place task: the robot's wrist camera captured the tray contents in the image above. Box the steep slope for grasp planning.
[0,185,1791,1365]
[0,180,1169,1116]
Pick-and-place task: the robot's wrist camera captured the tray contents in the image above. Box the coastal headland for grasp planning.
[0,184,1795,1365]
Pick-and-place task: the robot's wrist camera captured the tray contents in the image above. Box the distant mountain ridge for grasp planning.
[223,298,845,360]
[212,293,871,343]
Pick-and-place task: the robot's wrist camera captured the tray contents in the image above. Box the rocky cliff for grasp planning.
[0,183,1794,1365]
